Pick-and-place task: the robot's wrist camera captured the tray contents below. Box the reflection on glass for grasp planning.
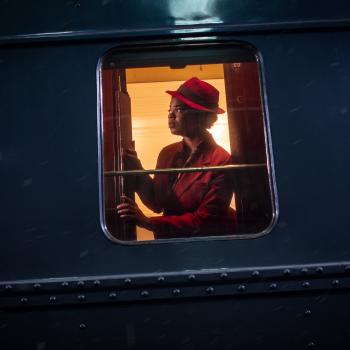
[119,76,236,240]
[168,0,223,26]
[127,77,234,240]
[101,56,275,242]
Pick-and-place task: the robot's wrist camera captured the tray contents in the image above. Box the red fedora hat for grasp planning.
[166,77,225,114]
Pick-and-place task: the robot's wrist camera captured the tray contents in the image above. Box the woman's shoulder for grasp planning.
[155,141,183,168]
[210,143,233,165]
[159,141,183,155]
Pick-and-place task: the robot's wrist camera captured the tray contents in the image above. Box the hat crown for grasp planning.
[166,77,225,114]
[179,77,219,107]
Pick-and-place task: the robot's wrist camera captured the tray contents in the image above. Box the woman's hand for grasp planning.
[122,142,143,170]
[117,196,152,230]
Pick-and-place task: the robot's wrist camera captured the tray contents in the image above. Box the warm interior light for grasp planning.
[127,66,234,240]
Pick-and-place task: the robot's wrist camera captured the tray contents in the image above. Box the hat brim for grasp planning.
[166,90,225,114]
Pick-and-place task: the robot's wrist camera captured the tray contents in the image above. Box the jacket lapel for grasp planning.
[174,153,212,199]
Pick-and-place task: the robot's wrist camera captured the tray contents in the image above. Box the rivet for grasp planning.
[188,274,196,281]
[109,292,117,299]
[124,278,132,285]
[206,287,214,294]
[308,341,315,347]
[5,285,13,290]
[77,295,85,301]
[302,281,310,288]
[251,270,260,278]
[157,276,165,283]
[172,289,181,296]
[77,281,85,287]
[269,283,277,290]
[237,285,246,292]
[20,297,28,304]
[33,283,41,289]
[305,310,312,316]
[93,280,101,286]
[141,290,149,297]
[332,279,339,287]
[301,268,308,275]
[49,296,57,303]
[220,272,228,280]
[316,267,324,274]
[79,323,86,330]
[62,282,69,288]
[283,269,291,276]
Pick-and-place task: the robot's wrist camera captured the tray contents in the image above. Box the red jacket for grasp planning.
[137,133,236,239]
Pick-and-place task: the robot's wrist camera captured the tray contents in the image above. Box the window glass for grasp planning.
[99,44,276,242]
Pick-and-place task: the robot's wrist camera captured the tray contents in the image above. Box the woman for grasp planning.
[117,77,236,239]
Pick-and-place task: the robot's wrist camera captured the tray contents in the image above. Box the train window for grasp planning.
[98,43,277,242]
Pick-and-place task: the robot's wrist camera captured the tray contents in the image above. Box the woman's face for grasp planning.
[168,97,203,137]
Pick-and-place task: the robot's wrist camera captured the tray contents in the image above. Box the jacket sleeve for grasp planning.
[150,160,236,238]
[135,174,162,213]
[135,147,170,213]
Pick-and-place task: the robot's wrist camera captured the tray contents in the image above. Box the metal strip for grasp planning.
[104,163,267,176]
[1,262,350,309]
[1,19,350,45]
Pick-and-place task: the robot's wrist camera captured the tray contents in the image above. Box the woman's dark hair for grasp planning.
[201,111,218,129]
[187,110,218,134]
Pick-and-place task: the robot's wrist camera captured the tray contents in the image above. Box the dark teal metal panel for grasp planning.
[1,31,350,281]
[1,0,350,43]
[1,1,350,348]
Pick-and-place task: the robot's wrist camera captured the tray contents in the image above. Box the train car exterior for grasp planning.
[1,1,350,348]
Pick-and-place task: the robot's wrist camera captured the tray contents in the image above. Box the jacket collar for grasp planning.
[178,131,216,166]
[173,132,217,198]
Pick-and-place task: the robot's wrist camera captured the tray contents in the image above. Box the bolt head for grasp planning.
[220,272,228,280]
[157,276,165,282]
[237,285,246,292]
[302,281,310,288]
[206,287,214,294]
[269,283,277,290]
[283,269,291,276]
[251,270,260,278]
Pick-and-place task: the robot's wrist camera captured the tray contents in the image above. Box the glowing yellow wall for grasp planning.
[126,66,231,240]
